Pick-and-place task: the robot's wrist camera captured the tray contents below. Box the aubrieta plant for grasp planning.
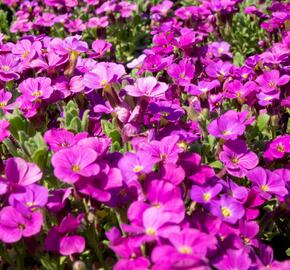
[0,0,289,269]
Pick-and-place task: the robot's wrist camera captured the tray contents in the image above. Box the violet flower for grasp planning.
[125,76,168,98]
[51,146,100,184]
[219,139,259,177]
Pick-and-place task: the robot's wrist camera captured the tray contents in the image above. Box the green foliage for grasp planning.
[58,100,89,133]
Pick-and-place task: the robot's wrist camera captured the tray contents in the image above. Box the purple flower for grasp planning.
[214,249,252,270]
[4,157,42,188]
[247,167,288,199]
[186,80,220,96]
[141,135,182,163]
[44,128,88,152]
[83,62,125,90]
[208,41,232,58]
[208,110,251,140]
[205,61,232,80]
[91,39,112,58]
[122,207,180,242]
[256,91,280,106]
[19,77,54,101]
[9,184,48,210]
[264,135,290,161]
[167,60,195,86]
[210,195,245,224]
[124,76,168,98]
[0,54,20,81]
[44,214,85,255]
[0,89,13,112]
[151,228,216,269]
[219,139,259,177]
[224,80,257,100]
[0,206,43,243]
[12,39,41,63]
[51,146,100,183]
[256,70,290,93]
[118,151,155,182]
[191,183,223,204]
[0,119,10,142]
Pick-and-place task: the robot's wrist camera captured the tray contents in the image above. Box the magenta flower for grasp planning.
[0,89,13,112]
[210,195,245,224]
[208,110,251,140]
[186,80,220,96]
[224,80,257,100]
[256,70,290,93]
[219,139,259,177]
[151,228,216,268]
[167,60,195,86]
[205,61,232,79]
[214,249,252,270]
[5,157,42,187]
[208,41,232,58]
[65,19,86,33]
[19,77,54,101]
[44,214,85,255]
[44,128,88,152]
[0,119,10,142]
[124,76,168,98]
[87,16,109,28]
[0,54,20,81]
[118,151,155,182]
[141,135,182,163]
[51,146,100,183]
[12,39,41,62]
[191,183,223,204]
[83,62,125,90]
[9,184,48,210]
[91,39,112,58]
[256,91,280,106]
[247,167,288,199]
[264,135,290,161]
[122,207,180,242]
[0,206,43,243]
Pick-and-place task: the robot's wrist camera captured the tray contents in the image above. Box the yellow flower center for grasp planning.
[2,65,10,71]
[22,51,30,59]
[178,246,192,254]
[100,79,107,86]
[221,207,232,217]
[243,237,250,244]
[264,96,272,101]
[203,192,211,202]
[260,184,269,192]
[277,143,285,152]
[32,90,43,97]
[218,47,224,55]
[18,223,26,230]
[146,227,156,236]
[133,165,144,173]
[0,101,7,108]
[72,164,81,172]
[268,81,276,88]
[160,153,168,160]
[231,157,239,164]
[119,188,127,197]
[222,130,232,135]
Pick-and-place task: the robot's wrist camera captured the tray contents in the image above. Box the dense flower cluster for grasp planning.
[0,0,289,269]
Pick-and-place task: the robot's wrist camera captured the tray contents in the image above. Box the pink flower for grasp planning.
[51,146,100,183]
[125,76,168,98]
[83,62,126,90]
[19,77,54,101]
[0,120,10,142]
[0,206,43,243]
[0,54,20,81]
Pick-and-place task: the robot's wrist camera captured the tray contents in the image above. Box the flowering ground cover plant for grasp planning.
[0,0,289,269]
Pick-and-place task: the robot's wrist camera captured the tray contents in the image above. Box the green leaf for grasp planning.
[68,116,82,132]
[81,110,90,131]
[257,113,270,132]
[209,160,223,169]
[32,148,48,170]
[286,248,290,257]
